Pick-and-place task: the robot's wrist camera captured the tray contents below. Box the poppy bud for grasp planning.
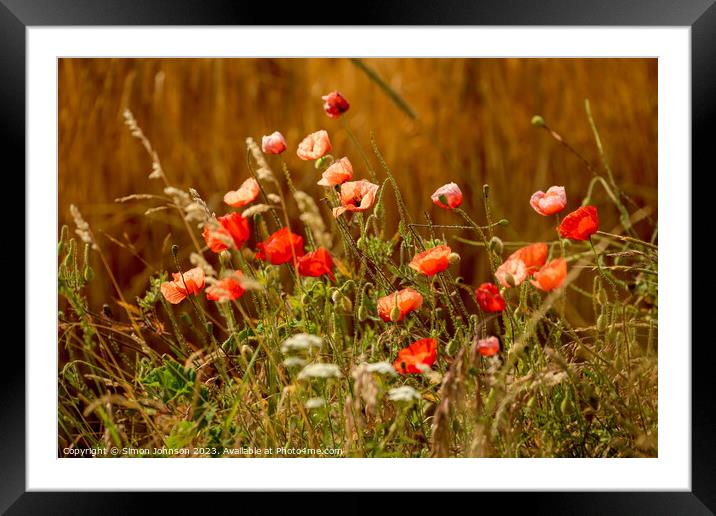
[483,184,490,198]
[171,244,179,258]
[219,250,231,268]
[315,155,333,170]
[390,305,402,322]
[489,236,503,255]
[83,265,94,282]
[58,225,68,253]
[503,271,516,288]
[357,305,368,322]
[597,288,608,305]
[447,338,459,356]
[448,252,461,265]
[301,294,310,305]
[596,314,607,332]
[498,218,510,226]
[527,395,536,409]
[339,295,353,313]
[331,290,341,304]
[531,115,545,127]
[560,396,571,415]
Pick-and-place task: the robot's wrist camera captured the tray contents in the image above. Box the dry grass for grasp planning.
[59,58,657,313]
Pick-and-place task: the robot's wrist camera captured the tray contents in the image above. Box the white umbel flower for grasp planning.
[281,333,323,354]
[304,397,326,410]
[298,363,342,380]
[388,386,422,403]
[365,361,398,376]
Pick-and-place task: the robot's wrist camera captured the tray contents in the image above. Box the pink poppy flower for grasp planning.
[224,178,260,208]
[332,180,379,217]
[477,336,500,357]
[431,182,463,210]
[530,186,567,216]
[261,131,287,155]
[297,130,332,160]
[317,157,353,187]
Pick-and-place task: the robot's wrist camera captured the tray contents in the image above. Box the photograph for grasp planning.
[57,57,658,459]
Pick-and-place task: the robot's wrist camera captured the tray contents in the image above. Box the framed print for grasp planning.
[4,0,713,513]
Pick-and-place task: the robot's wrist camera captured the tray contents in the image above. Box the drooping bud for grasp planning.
[357,305,368,322]
[389,305,401,322]
[531,115,545,127]
[489,236,503,255]
[448,252,461,265]
[498,218,509,227]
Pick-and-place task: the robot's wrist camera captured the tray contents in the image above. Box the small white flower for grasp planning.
[304,397,325,410]
[283,356,307,368]
[281,333,323,354]
[388,386,422,403]
[365,361,398,376]
[298,363,342,380]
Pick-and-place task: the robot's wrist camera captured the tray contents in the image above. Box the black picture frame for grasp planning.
[5,0,712,513]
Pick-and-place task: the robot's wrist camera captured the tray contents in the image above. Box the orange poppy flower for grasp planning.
[409,244,451,276]
[317,157,353,187]
[256,227,304,265]
[332,180,379,217]
[431,182,463,210]
[475,282,506,313]
[218,212,251,248]
[206,271,246,302]
[297,130,332,160]
[530,258,567,291]
[377,287,424,322]
[530,186,567,216]
[476,336,500,357]
[558,205,599,241]
[297,247,335,281]
[494,242,547,288]
[160,267,205,304]
[322,91,350,118]
[224,178,260,208]
[261,131,287,155]
[202,224,233,253]
[393,337,438,374]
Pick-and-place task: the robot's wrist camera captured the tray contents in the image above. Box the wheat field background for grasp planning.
[58,58,657,316]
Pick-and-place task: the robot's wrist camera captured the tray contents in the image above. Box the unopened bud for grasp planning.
[219,250,231,268]
[596,314,607,332]
[315,155,333,170]
[171,244,179,258]
[489,236,503,255]
[504,272,516,288]
[390,305,401,322]
[83,266,94,282]
[357,305,368,322]
[339,295,353,313]
[448,252,460,265]
[498,218,509,227]
[531,115,545,128]
[482,184,490,198]
[301,294,311,305]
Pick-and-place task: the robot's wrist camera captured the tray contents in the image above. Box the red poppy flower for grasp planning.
[393,337,438,374]
[475,282,506,312]
[255,227,304,265]
[530,186,567,216]
[206,271,246,302]
[377,287,424,322]
[218,212,251,248]
[224,178,260,208]
[261,131,287,155]
[322,91,350,118]
[297,247,335,280]
[297,130,332,160]
[476,336,500,357]
[558,205,599,241]
[317,157,353,187]
[202,224,233,253]
[332,180,379,217]
[409,244,451,276]
[495,243,547,288]
[431,182,463,210]
[530,258,567,291]
[160,267,205,304]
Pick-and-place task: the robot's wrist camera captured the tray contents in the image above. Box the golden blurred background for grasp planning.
[58,58,657,312]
